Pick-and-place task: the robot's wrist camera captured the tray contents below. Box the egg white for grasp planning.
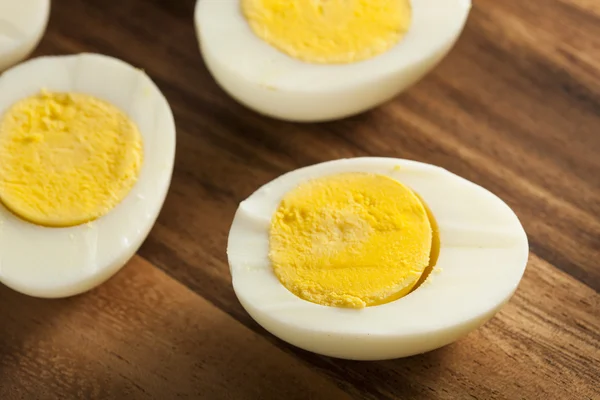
[195,0,471,122]
[0,53,176,298]
[0,0,50,72]
[227,158,528,360]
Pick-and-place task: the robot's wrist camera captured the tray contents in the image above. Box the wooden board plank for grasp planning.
[1,255,597,400]
[0,257,350,400]
[0,0,598,398]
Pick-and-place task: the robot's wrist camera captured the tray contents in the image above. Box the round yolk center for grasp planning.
[0,90,143,227]
[269,173,433,308]
[242,0,412,64]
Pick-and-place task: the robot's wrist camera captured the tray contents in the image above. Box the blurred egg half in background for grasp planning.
[0,0,50,72]
[195,0,472,122]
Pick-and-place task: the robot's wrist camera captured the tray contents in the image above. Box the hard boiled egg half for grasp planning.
[228,158,528,360]
[0,53,175,298]
[0,0,50,71]
[195,0,471,122]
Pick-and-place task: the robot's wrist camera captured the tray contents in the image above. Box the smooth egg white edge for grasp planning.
[195,0,471,122]
[228,158,529,360]
[0,53,176,298]
[0,0,50,72]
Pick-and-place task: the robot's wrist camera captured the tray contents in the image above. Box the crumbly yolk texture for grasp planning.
[0,91,143,227]
[242,0,412,64]
[269,173,432,308]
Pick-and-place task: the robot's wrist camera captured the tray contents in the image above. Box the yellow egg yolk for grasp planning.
[269,173,433,308]
[0,91,143,227]
[242,0,412,64]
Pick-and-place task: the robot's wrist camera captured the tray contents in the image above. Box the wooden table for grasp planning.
[1,0,599,399]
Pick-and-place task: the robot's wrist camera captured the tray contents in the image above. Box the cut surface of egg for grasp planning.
[195,0,471,122]
[0,90,144,227]
[0,0,50,71]
[0,53,176,298]
[227,158,529,360]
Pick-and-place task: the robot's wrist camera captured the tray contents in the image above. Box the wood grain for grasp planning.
[0,255,597,399]
[0,257,350,400]
[1,0,599,398]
